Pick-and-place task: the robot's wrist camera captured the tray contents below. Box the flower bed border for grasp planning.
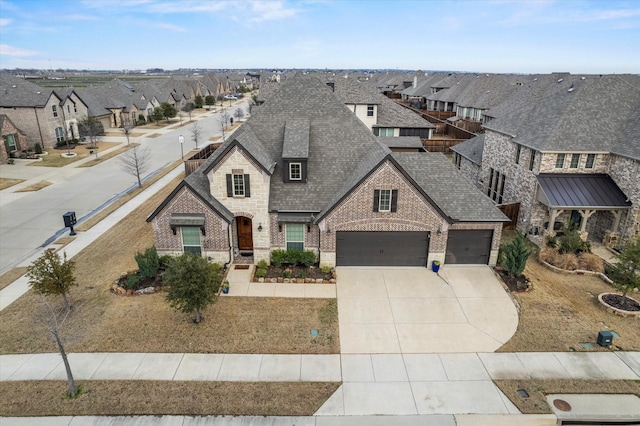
[598,293,640,318]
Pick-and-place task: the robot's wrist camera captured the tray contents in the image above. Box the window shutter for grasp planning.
[373,190,380,212]
[283,161,290,183]
[226,174,233,197]
[302,161,307,182]
[244,174,251,197]
[391,190,398,212]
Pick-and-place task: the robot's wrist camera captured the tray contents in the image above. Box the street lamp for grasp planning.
[179,134,184,159]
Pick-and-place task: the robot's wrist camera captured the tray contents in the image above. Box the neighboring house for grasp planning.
[147,73,508,268]
[451,133,484,191]
[1,114,30,164]
[0,73,89,148]
[459,74,640,247]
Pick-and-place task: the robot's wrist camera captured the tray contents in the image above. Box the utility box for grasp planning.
[63,211,77,228]
[597,331,613,347]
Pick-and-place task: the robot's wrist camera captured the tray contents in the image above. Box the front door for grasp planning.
[237,217,253,251]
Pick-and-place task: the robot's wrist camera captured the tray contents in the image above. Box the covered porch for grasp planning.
[536,173,631,247]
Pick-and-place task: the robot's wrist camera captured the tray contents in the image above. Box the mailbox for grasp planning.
[63,211,77,227]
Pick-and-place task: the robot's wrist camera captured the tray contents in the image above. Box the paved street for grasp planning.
[0,102,247,274]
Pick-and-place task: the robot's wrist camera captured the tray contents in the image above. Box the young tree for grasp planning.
[27,250,77,312]
[36,296,78,397]
[219,110,231,142]
[78,116,104,149]
[152,108,164,123]
[182,103,195,121]
[501,230,532,278]
[191,121,203,150]
[205,95,215,109]
[607,236,640,310]
[194,95,204,109]
[164,254,222,323]
[120,145,151,188]
[234,108,245,121]
[160,103,177,123]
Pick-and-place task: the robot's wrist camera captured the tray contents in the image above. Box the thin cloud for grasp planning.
[67,14,99,21]
[248,1,299,23]
[0,18,10,27]
[0,44,39,57]
[154,22,189,32]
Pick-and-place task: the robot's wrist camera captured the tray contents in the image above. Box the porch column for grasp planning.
[611,210,623,233]
[578,209,596,233]
[548,208,563,233]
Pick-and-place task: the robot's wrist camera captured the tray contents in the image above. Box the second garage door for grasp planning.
[445,229,493,264]
[336,231,429,266]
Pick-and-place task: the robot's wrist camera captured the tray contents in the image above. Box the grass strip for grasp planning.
[15,181,52,192]
[0,381,340,417]
[0,178,25,190]
[0,267,28,291]
[30,142,119,167]
[494,379,640,414]
[74,160,183,232]
[78,143,138,167]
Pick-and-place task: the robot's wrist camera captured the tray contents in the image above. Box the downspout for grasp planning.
[223,222,233,271]
[33,108,44,146]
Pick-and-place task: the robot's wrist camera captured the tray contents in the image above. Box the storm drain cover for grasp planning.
[611,330,620,338]
[553,399,572,411]
[310,329,319,337]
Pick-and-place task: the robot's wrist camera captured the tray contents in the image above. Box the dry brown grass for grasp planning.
[209,135,222,141]
[0,267,28,291]
[499,252,640,352]
[147,133,162,138]
[14,180,52,192]
[78,143,138,167]
[0,381,340,417]
[0,178,25,190]
[495,379,640,414]
[30,142,119,167]
[0,173,339,355]
[75,160,183,232]
[578,252,605,273]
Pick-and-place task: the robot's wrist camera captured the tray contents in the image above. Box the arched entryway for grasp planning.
[236,216,253,253]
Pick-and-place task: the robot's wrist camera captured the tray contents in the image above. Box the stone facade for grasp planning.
[456,157,483,191]
[208,146,271,263]
[608,154,640,241]
[151,186,231,264]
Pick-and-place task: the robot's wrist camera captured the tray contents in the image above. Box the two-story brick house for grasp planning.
[454,74,640,247]
[147,73,508,268]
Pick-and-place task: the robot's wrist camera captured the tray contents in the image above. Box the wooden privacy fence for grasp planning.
[497,202,520,230]
[184,144,218,176]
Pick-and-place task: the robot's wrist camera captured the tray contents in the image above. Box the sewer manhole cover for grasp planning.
[553,399,572,411]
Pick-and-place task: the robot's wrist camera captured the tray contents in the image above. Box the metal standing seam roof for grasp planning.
[537,174,632,209]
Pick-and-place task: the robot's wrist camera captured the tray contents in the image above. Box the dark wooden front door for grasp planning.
[237,217,253,251]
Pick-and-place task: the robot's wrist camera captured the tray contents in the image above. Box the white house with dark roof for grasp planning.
[147,73,508,269]
[456,74,640,247]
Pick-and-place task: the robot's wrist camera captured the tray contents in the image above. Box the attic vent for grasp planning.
[326,82,334,91]
[557,78,563,83]
[533,78,538,81]
[486,90,490,93]
[36,91,41,94]
[581,76,586,80]
[568,84,575,92]
[12,85,16,88]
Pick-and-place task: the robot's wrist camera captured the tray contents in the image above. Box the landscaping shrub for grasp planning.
[271,249,287,267]
[298,251,316,267]
[138,114,146,123]
[539,247,560,266]
[125,272,141,290]
[56,140,69,148]
[34,143,43,154]
[159,254,173,269]
[500,231,532,278]
[578,252,604,273]
[557,252,578,270]
[134,246,160,279]
[545,235,557,248]
[255,268,267,278]
[270,249,317,268]
[557,226,590,254]
[257,259,269,269]
[320,265,332,275]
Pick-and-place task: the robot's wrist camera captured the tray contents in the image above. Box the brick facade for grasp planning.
[151,186,231,264]
[1,115,30,164]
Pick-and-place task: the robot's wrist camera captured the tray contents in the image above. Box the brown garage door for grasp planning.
[336,231,429,267]
[445,230,493,264]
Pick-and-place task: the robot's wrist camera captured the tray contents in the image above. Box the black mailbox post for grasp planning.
[63,211,77,236]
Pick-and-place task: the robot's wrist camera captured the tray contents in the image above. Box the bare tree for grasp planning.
[219,110,231,143]
[78,116,104,150]
[182,103,195,121]
[234,108,245,121]
[191,121,203,150]
[36,295,78,397]
[120,145,151,188]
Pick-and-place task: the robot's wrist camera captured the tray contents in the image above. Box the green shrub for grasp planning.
[271,249,287,267]
[159,255,173,269]
[558,226,589,254]
[34,143,43,154]
[138,114,146,123]
[297,271,307,279]
[298,250,316,267]
[320,265,331,274]
[56,140,68,148]
[135,246,160,279]
[286,249,301,266]
[125,272,140,290]
[545,235,557,248]
[282,270,292,278]
[501,230,532,278]
[257,259,269,269]
[256,268,267,278]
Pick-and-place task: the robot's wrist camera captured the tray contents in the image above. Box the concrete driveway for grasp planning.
[337,266,518,354]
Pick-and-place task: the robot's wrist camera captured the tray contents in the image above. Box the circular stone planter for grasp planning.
[598,293,640,318]
[61,152,78,158]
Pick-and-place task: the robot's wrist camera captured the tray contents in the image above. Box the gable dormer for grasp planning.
[282,119,309,183]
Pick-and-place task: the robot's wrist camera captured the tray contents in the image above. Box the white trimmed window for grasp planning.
[555,153,565,168]
[286,224,304,251]
[181,227,202,256]
[378,189,392,212]
[55,127,64,142]
[52,105,58,117]
[367,105,374,117]
[378,128,394,137]
[289,162,302,180]
[233,174,244,196]
[6,134,17,151]
[585,154,595,169]
[570,154,580,168]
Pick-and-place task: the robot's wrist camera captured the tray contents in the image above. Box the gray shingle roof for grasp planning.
[282,119,310,159]
[483,75,640,160]
[537,173,632,209]
[451,133,484,165]
[0,73,55,107]
[378,136,423,149]
[391,152,509,222]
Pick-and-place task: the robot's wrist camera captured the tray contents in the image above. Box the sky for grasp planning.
[0,0,639,74]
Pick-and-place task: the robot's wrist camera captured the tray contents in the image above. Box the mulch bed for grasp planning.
[495,267,531,292]
[601,294,640,311]
[263,266,332,281]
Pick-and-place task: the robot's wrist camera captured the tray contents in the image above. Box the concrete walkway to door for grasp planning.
[336,266,518,354]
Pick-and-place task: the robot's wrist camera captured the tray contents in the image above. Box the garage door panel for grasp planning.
[445,230,493,264]
[336,231,429,267]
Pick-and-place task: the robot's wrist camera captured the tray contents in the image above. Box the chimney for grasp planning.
[413,75,417,88]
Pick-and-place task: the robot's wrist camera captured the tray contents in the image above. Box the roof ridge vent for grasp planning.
[567,84,575,92]
[557,78,563,83]
[581,76,586,80]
